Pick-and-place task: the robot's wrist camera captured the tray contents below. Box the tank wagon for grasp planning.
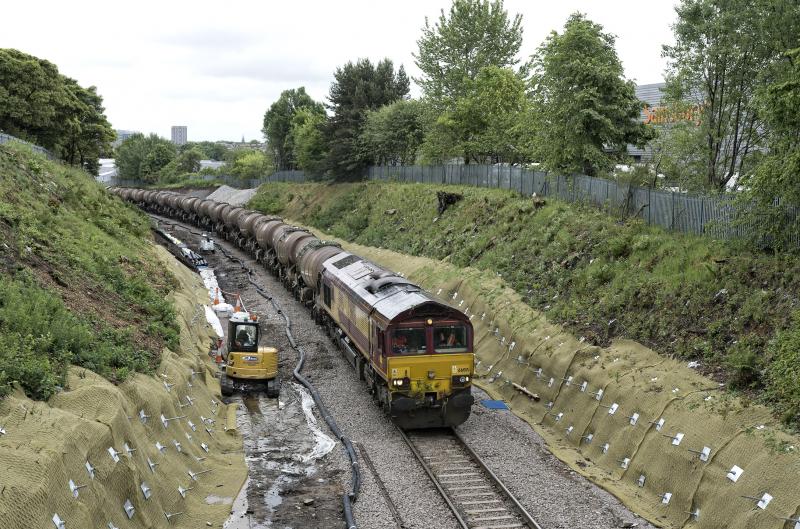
[112,188,475,429]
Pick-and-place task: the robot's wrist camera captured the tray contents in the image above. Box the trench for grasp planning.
[155,221,348,528]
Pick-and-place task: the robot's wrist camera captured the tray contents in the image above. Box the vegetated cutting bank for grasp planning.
[0,141,178,400]
[0,143,247,529]
[248,181,800,426]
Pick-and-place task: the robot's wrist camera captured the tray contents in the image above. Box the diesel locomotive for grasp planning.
[110,187,475,429]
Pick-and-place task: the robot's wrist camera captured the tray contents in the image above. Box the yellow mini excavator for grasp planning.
[219,311,279,398]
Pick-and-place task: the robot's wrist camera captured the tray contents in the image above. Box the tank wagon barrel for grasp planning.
[110,187,475,429]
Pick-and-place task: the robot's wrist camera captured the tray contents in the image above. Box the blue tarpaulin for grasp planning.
[480,399,508,410]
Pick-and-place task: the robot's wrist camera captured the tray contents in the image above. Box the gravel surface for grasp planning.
[159,215,657,529]
[459,387,657,529]
[206,185,257,206]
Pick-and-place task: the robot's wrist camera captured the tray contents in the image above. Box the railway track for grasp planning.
[397,427,542,529]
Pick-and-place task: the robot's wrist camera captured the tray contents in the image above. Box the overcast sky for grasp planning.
[5,0,679,142]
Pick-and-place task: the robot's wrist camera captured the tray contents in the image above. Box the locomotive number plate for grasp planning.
[242,356,259,362]
[452,366,470,375]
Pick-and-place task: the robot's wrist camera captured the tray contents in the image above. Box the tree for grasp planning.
[290,108,328,176]
[0,49,64,147]
[415,0,526,111]
[325,58,409,179]
[227,150,273,180]
[0,49,114,173]
[529,13,653,177]
[58,78,115,175]
[262,88,324,170]
[423,66,530,164]
[179,141,227,161]
[649,120,707,191]
[116,134,176,182]
[160,147,205,182]
[361,99,425,165]
[740,47,800,250]
[663,0,800,190]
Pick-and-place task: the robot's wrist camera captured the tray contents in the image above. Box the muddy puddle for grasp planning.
[223,384,343,529]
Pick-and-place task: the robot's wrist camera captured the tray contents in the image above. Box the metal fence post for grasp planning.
[700,197,705,234]
[671,191,676,229]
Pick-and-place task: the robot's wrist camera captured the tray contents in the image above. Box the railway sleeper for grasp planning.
[465,507,510,514]
[475,523,525,529]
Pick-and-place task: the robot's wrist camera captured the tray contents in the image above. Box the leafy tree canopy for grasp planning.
[529,13,652,176]
[291,108,328,176]
[0,49,114,174]
[415,0,525,110]
[325,58,409,179]
[362,99,425,166]
[178,141,228,161]
[227,150,273,181]
[663,0,800,190]
[116,134,176,183]
[423,66,530,164]
[262,87,324,170]
[740,47,800,250]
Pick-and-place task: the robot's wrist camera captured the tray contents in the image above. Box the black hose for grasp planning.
[150,214,361,529]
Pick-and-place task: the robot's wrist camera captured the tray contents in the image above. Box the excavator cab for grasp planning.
[219,312,279,397]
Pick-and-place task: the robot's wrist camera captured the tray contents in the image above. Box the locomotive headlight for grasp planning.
[428,370,436,380]
[459,376,467,383]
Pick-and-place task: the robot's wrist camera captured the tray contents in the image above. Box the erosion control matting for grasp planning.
[0,245,247,529]
[295,223,800,529]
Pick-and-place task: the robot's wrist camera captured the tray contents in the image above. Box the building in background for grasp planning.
[627,82,705,163]
[113,129,140,148]
[171,126,188,145]
[627,83,665,163]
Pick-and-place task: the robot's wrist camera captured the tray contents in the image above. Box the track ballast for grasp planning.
[397,427,543,529]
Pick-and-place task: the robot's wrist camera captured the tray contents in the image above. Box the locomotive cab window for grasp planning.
[434,325,468,353]
[391,328,427,355]
[323,283,332,307]
[232,324,258,352]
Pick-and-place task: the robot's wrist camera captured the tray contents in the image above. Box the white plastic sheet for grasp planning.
[204,305,224,338]
[292,383,335,463]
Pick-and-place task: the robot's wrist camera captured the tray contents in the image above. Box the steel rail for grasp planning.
[356,442,405,529]
[397,426,543,529]
[395,425,471,529]
[451,428,542,529]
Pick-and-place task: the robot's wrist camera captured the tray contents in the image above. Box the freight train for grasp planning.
[110,188,475,429]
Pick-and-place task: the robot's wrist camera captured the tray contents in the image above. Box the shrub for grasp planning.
[766,312,800,425]
[0,274,167,399]
[725,339,762,389]
[0,334,67,400]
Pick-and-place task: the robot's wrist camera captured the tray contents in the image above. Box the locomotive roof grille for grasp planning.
[333,255,360,269]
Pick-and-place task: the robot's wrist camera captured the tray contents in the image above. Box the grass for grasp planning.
[249,180,800,426]
[0,143,178,400]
